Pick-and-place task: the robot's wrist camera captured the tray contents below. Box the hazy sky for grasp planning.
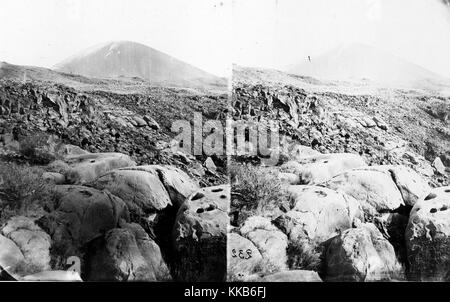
[233,0,450,77]
[1,0,450,78]
[0,0,232,77]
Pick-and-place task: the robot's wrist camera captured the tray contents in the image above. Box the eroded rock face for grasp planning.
[405,186,450,281]
[280,153,367,185]
[1,216,51,273]
[259,270,322,282]
[275,185,362,244]
[86,223,170,281]
[37,185,130,265]
[172,185,229,281]
[324,223,403,281]
[239,216,288,272]
[63,152,136,184]
[227,232,262,281]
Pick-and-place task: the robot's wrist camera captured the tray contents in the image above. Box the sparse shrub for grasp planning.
[286,240,323,272]
[229,162,288,219]
[19,132,58,165]
[0,162,55,224]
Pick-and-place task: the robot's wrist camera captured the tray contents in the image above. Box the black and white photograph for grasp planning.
[0,0,231,282]
[0,0,449,290]
[229,0,449,283]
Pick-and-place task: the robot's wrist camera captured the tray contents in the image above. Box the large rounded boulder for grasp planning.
[227,232,263,281]
[324,168,405,217]
[324,223,403,281]
[359,165,430,206]
[405,186,450,281]
[37,185,130,265]
[115,165,199,208]
[1,216,51,273]
[239,216,288,272]
[85,222,171,281]
[93,168,172,213]
[172,185,229,281]
[275,185,362,244]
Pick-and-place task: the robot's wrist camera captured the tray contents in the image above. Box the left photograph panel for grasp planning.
[0,0,231,281]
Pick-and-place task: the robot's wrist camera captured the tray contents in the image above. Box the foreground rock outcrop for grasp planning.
[172,185,229,281]
[85,222,171,281]
[276,185,362,243]
[324,223,403,281]
[239,216,289,273]
[405,186,450,281]
[1,216,51,273]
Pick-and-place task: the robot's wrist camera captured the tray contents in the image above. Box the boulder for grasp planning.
[405,186,450,281]
[360,116,376,128]
[132,116,147,127]
[227,233,262,281]
[240,216,288,272]
[64,152,136,184]
[86,223,170,281]
[205,157,217,172]
[38,185,130,263]
[259,270,322,282]
[325,223,403,281]
[360,165,430,207]
[280,153,366,185]
[0,234,25,276]
[143,115,160,130]
[121,165,198,208]
[172,185,229,281]
[93,167,172,213]
[433,157,446,175]
[276,185,362,243]
[373,116,388,130]
[1,216,51,272]
[324,169,404,217]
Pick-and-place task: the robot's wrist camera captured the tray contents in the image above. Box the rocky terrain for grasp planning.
[228,65,450,282]
[0,62,229,281]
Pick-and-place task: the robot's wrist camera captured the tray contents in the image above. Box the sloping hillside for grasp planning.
[53,41,226,88]
[291,43,449,89]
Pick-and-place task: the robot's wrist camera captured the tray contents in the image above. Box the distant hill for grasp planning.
[53,41,225,87]
[290,43,449,88]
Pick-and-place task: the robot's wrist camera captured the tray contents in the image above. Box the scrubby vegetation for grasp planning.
[286,240,323,272]
[18,132,58,165]
[0,161,55,224]
[229,162,289,225]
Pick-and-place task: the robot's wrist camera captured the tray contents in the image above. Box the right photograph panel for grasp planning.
[228,0,450,282]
